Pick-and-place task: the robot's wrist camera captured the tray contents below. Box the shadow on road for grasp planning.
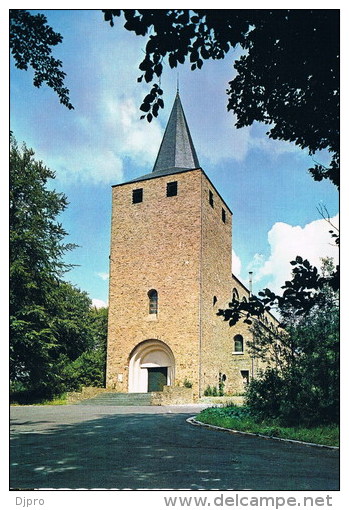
[10,410,340,490]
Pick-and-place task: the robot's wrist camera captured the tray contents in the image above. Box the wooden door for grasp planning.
[147,367,168,392]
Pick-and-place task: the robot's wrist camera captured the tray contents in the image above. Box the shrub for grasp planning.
[183,378,192,388]
[204,385,212,396]
[245,364,339,427]
[62,349,106,391]
[204,385,220,396]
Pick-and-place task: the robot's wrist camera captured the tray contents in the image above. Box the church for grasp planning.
[106,91,278,400]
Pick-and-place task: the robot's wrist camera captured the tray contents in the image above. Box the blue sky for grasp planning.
[10,9,339,307]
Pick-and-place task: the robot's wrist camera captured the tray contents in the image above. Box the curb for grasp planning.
[186,416,339,450]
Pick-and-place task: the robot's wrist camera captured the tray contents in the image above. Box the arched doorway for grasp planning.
[128,339,175,393]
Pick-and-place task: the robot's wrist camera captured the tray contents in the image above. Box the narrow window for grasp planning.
[148,289,158,315]
[167,181,178,197]
[222,208,226,223]
[132,188,143,204]
[209,190,214,208]
[241,370,249,385]
[234,334,243,353]
[213,296,218,306]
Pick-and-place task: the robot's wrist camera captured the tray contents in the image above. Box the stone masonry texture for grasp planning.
[106,167,278,399]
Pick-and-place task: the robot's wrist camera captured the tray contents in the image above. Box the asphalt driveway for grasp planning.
[10,405,339,490]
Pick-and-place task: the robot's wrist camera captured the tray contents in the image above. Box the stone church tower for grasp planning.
[106,92,275,399]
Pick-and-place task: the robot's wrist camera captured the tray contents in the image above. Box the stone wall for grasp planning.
[107,169,203,396]
[199,172,235,395]
[106,167,279,400]
[151,386,194,405]
[198,173,264,397]
[66,386,108,404]
[199,395,245,406]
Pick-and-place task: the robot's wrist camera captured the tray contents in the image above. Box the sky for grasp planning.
[10,9,339,308]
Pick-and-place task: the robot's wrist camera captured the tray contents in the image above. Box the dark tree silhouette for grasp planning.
[10,9,74,109]
[217,256,339,329]
[10,9,339,185]
[103,9,339,187]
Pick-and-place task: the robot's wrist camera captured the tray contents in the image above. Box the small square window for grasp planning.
[222,208,226,223]
[209,190,214,208]
[132,188,143,204]
[167,181,178,197]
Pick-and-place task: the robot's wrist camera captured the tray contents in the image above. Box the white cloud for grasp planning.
[102,94,163,168]
[91,298,108,309]
[195,110,304,168]
[24,24,165,185]
[250,215,339,294]
[232,249,242,277]
[34,92,163,185]
[186,54,303,167]
[97,272,109,281]
[49,147,124,185]
[247,253,265,273]
[250,130,302,157]
[197,111,252,165]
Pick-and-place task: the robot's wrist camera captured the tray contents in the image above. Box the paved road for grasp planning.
[10,405,339,490]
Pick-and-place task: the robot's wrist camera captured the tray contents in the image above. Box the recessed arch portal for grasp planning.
[128,339,175,393]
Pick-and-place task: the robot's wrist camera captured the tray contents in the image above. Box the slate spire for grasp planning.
[152,92,200,173]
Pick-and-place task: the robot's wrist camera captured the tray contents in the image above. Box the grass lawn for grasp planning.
[196,406,339,447]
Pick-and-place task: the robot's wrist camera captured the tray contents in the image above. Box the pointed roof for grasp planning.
[123,92,201,184]
[152,92,200,173]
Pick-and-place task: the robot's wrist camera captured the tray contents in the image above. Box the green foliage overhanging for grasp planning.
[9,9,339,186]
[103,9,339,188]
[10,10,74,110]
[220,257,339,426]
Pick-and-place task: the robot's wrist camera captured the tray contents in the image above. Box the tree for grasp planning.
[10,138,108,398]
[103,9,339,187]
[51,282,95,361]
[218,255,339,329]
[10,136,109,399]
[220,257,339,426]
[10,9,73,109]
[10,136,75,394]
[10,9,339,184]
[62,306,108,390]
[246,299,339,426]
